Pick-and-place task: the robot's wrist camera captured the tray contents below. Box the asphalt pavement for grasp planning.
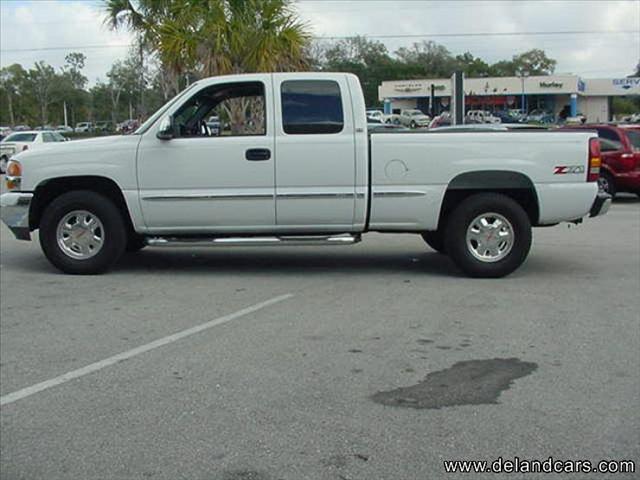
[1,181,639,480]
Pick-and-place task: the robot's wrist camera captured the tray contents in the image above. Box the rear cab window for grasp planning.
[281,80,344,134]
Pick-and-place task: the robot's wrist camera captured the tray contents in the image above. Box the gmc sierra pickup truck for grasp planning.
[0,72,610,277]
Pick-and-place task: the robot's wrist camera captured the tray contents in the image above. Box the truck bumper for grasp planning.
[589,192,612,218]
[0,192,32,240]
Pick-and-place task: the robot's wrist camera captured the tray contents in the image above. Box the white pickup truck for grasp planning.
[1,72,610,277]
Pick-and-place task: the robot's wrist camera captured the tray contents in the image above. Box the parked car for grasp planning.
[0,126,11,141]
[508,109,527,122]
[0,72,609,277]
[118,119,140,134]
[428,112,451,129]
[74,122,93,133]
[526,109,555,124]
[367,109,399,125]
[0,130,66,173]
[94,121,113,132]
[493,110,520,124]
[206,116,221,136]
[466,110,501,124]
[560,124,640,197]
[399,109,430,128]
[56,125,74,133]
[366,109,384,121]
[13,125,31,131]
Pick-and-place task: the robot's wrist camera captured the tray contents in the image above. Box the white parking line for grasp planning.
[0,293,294,407]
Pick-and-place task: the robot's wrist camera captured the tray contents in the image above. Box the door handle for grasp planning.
[245,148,271,161]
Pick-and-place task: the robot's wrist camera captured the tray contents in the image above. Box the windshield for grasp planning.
[134,82,199,135]
[3,133,36,142]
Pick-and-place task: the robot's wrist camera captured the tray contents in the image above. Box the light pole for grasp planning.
[518,69,529,117]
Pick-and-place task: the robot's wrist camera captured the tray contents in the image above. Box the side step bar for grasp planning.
[145,233,361,248]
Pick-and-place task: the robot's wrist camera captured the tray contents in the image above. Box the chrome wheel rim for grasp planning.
[56,210,104,260]
[597,176,609,194]
[466,212,514,263]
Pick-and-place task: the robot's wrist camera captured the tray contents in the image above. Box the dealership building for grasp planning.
[378,75,640,122]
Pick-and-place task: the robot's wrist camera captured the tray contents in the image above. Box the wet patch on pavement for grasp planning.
[371,358,538,409]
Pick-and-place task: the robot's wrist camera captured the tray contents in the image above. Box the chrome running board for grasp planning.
[145,233,361,247]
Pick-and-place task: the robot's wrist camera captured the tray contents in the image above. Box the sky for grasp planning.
[0,0,639,85]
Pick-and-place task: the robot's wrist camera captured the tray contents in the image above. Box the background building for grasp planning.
[379,75,640,122]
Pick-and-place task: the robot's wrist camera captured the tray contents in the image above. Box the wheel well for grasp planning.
[438,171,540,229]
[30,176,134,232]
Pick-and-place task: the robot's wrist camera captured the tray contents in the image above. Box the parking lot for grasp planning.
[1,179,638,479]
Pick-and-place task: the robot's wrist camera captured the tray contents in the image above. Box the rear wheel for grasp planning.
[421,231,446,254]
[39,191,127,274]
[445,193,532,278]
[598,171,617,197]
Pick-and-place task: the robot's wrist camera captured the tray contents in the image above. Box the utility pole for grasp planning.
[63,101,68,127]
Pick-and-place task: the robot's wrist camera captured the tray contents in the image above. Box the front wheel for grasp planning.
[39,191,127,274]
[444,193,532,278]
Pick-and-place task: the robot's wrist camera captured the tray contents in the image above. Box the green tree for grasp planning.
[106,56,140,123]
[105,0,311,78]
[394,41,456,77]
[0,65,26,125]
[29,61,57,126]
[507,49,557,76]
[454,52,493,78]
[320,36,395,106]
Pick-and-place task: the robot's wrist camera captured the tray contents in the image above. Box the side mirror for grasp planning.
[156,116,173,140]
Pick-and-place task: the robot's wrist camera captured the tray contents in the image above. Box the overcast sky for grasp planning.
[1,0,638,85]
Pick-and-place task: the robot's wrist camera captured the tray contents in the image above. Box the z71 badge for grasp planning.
[554,165,585,175]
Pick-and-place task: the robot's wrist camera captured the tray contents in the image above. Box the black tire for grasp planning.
[444,193,532,278]
[598,171,617,198]
[39,190,127,274]
[126,234,147,252]
[410,120,417,129]
[421,231,446,254]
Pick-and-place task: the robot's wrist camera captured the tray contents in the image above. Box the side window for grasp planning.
[599,138,621,152]
[42,133,54,142]
[172,81,265,138]
[281,80,344,134]
[597,128,622,149]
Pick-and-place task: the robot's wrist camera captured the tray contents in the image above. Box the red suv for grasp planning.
[561,124,640,197]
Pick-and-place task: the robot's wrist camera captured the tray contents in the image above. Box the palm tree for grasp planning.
[105,0,311,78]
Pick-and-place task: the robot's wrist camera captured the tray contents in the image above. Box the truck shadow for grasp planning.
[113,248,459,277]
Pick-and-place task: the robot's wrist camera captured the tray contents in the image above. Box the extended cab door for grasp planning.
[136,76,275,233]
[273,74,357,231]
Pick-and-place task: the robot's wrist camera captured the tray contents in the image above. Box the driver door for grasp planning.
[136,76,275,233]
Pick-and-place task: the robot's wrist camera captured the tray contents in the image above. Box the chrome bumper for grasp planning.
[0,192,33,240]
[589,192,612,218]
